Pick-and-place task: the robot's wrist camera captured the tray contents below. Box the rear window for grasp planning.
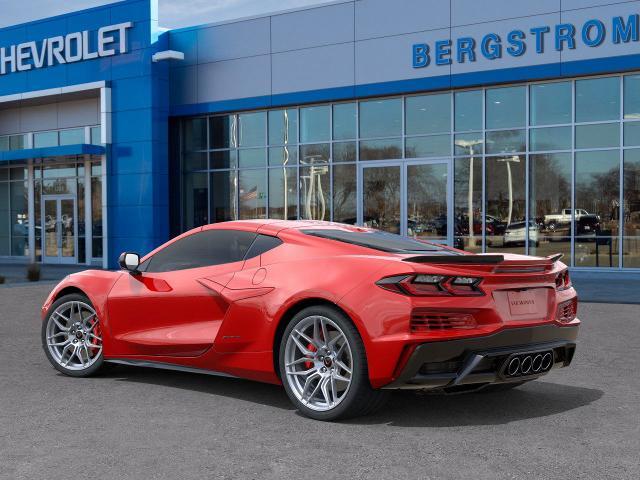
[301,229,451,253]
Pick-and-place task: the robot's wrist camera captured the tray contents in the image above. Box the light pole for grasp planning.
[455,139,483,247]
[497,155,521,227]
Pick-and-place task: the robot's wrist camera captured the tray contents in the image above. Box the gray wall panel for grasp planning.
[197,56,271,103]
[20,104,58,132]
[197,18,271,64]
[560,2,640,63]
[57,99,99,129]
[356,28,451,84]
[562,0,631,11]
[451,13,561,75]
[272,43,354,94]
[355,0,450,40]
[0,108,20,136]
[271,3,354,53]
[452,0,560,26]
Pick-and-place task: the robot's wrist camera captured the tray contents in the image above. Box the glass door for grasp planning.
[358,159,452,244]
[42,196,77,264]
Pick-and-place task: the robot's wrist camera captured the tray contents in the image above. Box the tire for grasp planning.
[42,293,104,377]
[279,305,389,421]
[480,380,529,393]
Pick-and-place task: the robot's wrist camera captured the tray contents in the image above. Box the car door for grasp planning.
[106,229,257,357]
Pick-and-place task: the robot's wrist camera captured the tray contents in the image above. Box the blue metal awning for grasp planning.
[0,144,105,163]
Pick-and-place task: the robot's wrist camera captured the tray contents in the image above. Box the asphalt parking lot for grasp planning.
[1,284,639,480]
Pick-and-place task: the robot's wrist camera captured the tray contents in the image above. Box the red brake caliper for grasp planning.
[87,318,101,353]
[304,343,317,369]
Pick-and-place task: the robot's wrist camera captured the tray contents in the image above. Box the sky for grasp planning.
[0,0,328,29]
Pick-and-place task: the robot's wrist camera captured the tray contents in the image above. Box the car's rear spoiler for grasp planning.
[402,253,565,267]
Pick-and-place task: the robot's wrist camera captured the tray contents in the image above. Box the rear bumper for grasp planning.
[382,323,578,390]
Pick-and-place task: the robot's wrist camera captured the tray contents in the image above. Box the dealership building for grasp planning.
[1,0,640,273]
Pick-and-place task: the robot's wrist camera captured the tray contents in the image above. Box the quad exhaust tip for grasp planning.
[504,351,554,378]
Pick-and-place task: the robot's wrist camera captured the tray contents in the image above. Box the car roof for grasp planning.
[202,219,371,235]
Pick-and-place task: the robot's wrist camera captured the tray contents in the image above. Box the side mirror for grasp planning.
[118,252,140,274]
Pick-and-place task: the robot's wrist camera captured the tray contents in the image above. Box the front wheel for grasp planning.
[279,305,388,421]
[42,293,104,377]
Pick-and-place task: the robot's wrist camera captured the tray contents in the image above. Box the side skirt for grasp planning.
[105,358,238,379]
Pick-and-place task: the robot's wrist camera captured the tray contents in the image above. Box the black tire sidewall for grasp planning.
[41,293,104,377]
[278,304,372,421]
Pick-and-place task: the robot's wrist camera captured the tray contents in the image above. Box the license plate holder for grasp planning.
[507,290,538,316]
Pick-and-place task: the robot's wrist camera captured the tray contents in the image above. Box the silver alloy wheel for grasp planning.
[284,315,353,412]
[46,300,102,371]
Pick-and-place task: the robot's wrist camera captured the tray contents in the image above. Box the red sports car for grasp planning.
[41,220,579,421]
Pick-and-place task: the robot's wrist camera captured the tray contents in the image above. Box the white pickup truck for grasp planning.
[544,209,590,226]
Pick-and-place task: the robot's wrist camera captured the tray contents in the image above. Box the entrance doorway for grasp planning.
[358,159,452,245]
[42,195,77,264]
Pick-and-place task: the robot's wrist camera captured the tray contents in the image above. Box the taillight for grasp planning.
[555,269,572,290]
[556,297,578,323]
[376,274,484,296]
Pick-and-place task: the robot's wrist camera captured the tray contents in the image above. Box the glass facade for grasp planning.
[177,73,640,269]
[0,156,104,264]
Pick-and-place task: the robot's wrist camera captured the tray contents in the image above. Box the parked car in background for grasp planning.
[544,209,594,229]
[503,221,540,247]
[575,214,601,239]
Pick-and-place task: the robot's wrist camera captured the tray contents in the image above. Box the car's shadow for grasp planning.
[101,366,603,427]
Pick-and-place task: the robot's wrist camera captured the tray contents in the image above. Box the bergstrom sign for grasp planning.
[412,14,639,68]
[0,22,132,75]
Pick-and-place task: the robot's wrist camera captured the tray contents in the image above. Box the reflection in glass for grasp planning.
[486,156,526,253]
[529,153,571,260]
[239,170,266,219]
[359,98,402,138]
[269,146,298,166]
[455,133,483,156]
[300,164,329,221]
[486,86,526,129]
[405,135,450,158]
[300,143,330,164]
[486,129,525,154]
[238,112,266,147]
[210,115,236,149]
[575,150,620,267]
[9,135,25,150]
[333,103,357,140]
[530,126,572,151]
[455,90,482,132]
[10,180,28,256]
[623,121,640,146]
[59,129,84,146]
[182,172,208,229]
[268,109,298,145]
[623,149,640,267]
[300,105,330,143]
[359,139,402,160]
[363,166,401,234]
[407,163,448,240]
[184,117,208,151]
[183,152,208,171]
[210,150,237,169]
[91,176,102,238]
[576,77,620,122]
[34,131,58,148]
[454,157,482,252]
[333,142,356,163]
[624,75,640,119]
[44,199,57,257]
[60,198,75,258]
[333,164,356,223]
[530,82,571,126]
[269,168,298,220]
[575,123,620,149]
[210,170,237,222]
[238,148,266,168]
[406,93,451,135]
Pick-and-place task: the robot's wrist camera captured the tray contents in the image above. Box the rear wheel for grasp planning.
[279,305,388,421]
[42,293,104,377]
